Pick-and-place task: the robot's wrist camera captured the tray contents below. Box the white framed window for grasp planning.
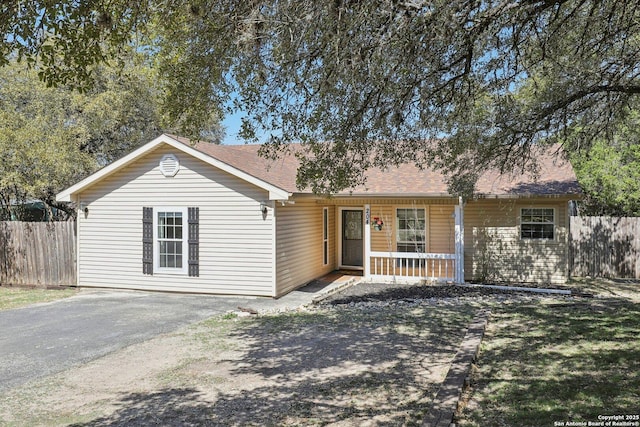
[396,208,426,253]
[520,208,555,240]
[153,207,188,274]
[323,207,329,265]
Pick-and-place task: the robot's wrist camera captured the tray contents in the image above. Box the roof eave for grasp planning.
[333,192,455,199]
[287,191,582,200]
[472,192,583,200]
[293,192,582,199]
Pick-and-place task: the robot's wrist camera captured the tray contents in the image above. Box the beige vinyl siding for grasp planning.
[428,205,455,253]
[367,203,455,278]
[427,205,456,278]
[367,203,456,252]
[464,199,568,284]
[370,205,395,253]
[275,201,335,296]
[77,144,275,296]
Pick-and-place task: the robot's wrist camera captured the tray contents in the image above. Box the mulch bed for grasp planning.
[321,282,533,305]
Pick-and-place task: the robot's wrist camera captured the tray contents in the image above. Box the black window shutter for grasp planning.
[142,207,153,275]
[188,207,199,277]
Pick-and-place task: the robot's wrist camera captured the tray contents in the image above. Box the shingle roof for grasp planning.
[173,136,581,197]
[190,141,301,193]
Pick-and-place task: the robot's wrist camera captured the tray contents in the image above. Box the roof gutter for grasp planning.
[471,193,583,200]
[289,192,582,200]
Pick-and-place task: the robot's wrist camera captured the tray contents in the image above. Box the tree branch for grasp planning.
[538,84,640,119]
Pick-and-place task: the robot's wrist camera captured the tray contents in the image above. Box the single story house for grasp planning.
[56,134,582,297]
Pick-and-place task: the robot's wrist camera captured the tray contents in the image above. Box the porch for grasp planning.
[369,252,458,283]
[335,200,465,284]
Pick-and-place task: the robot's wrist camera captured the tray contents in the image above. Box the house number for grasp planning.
[365,207,370,225]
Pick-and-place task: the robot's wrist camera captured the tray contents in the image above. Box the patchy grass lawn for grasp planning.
[458,279,640,427]
[3,279,636,426]
[0,286,77,311]
[0,303,476,426]
[193,306,477,426]
[567,277,640,302]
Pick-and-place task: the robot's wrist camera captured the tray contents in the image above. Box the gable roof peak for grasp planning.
[56,134,290,202]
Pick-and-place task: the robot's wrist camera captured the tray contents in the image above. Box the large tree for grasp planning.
[571,108,640,216]
[2,1,639,194]
[0,57,164,219]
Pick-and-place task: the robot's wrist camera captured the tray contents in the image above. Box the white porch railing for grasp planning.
[369,251,457,282]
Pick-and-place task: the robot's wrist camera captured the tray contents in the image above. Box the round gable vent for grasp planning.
[159,154,180,177]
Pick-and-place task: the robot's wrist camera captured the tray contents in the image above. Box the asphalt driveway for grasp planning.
[0,288,316,392]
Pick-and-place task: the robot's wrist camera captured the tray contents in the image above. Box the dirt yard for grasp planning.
[0,287,486,427]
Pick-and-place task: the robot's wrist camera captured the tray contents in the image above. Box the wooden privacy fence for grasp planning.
[0,221,76,287]
[570,216,640,279]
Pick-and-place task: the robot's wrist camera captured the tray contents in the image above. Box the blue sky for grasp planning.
[221,110,272,145]
[221,110,244,145]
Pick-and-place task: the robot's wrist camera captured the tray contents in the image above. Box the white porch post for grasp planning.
[454,197,465,284]
[364,204,371,279]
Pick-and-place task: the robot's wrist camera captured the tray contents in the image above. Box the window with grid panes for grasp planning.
[520,208,554,240]
[153,207,188,274]
[396,208,426,252]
